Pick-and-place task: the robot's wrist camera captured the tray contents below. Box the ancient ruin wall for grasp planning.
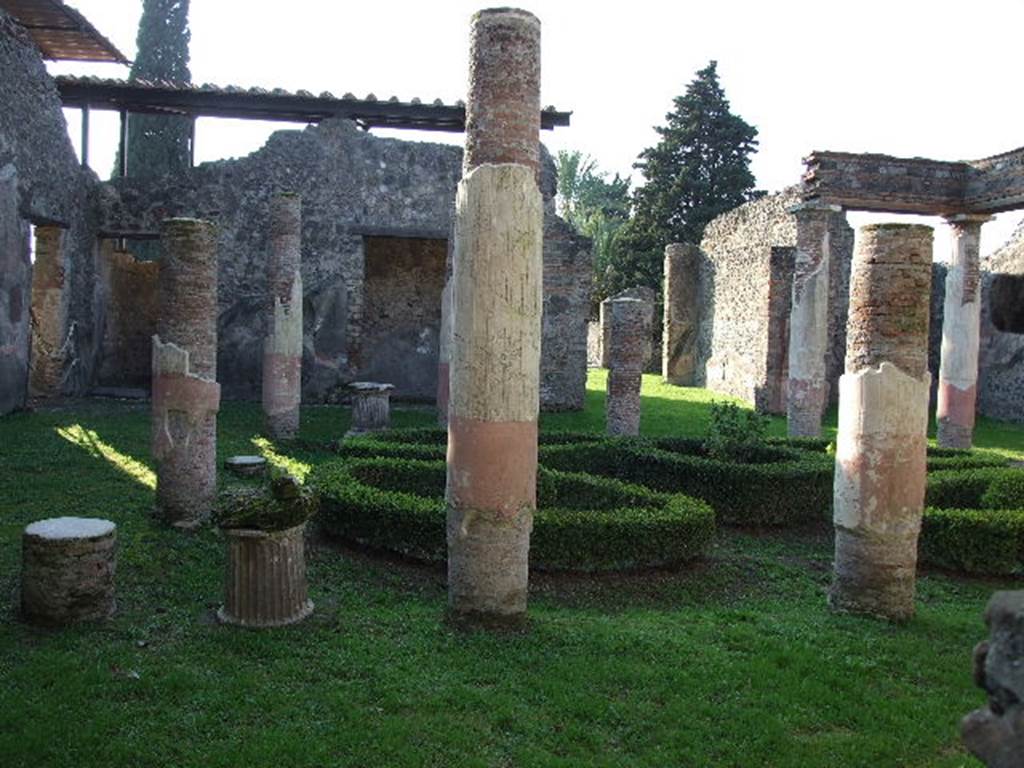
[0,10,100,412]
[97,123,589,410]
[978,223,1024,423]
[696,188,852,413]
[95,243,158,389]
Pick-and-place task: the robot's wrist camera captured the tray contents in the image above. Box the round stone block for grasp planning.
[224,455,268,477]
[21,517,117,626]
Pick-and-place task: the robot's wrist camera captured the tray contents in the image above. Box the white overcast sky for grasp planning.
[48,0,1024,255]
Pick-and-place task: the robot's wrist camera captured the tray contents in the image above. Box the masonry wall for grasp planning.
[94,242,158,389]
[978,224,1024,423]
[0,10,100,413]
[696,188,852,413]
[97,123,590,409]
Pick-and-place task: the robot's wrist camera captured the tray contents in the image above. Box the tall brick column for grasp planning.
[262,193,303,440]
[662,243,699,385]
[830,224,932,620]
[787,202,841,437]
[28,226,65,397]
[152,219,220,528]
[937,214,991,449]
[599,297,612,369]
[445,8,543,626]
[607,297,650,436]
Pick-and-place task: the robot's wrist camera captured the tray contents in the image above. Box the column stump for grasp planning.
[21,517,117,626]
[347,382,394,436]
[218,522,313,628]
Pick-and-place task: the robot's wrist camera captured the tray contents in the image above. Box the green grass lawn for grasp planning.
[0,371,1020,767]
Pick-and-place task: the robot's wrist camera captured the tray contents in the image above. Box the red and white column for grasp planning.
[445,8,543,626]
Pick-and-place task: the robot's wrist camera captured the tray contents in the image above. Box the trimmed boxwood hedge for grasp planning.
[922,467,1024,575]
[335,428,604,462]
[309,456,715,572]
[539,439,833,527]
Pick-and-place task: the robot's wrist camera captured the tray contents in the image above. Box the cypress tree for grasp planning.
[114,0,192,179]
[616,61,760,292]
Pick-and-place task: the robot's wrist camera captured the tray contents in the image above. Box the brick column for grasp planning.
[152,218,220,528]
[662,243,699,385]
[830,224,932,620]
[607,297,650,436]
[787,202,841,437]
[937,214,991,449]
[446,8,543,626]
[28,226,65,397]
[262,193,303,440]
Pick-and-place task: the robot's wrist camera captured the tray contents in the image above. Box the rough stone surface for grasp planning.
[95,243,158,389]
[698,189,853,413]
[219,522,312,628]
[152,219,220,527]
[0,10,100,413]
[831,224,933,621]
[606,297,651,436]
[263,193,303,439]
[962,591,1024,768]
[662,243,700,385]
[28,225,67,397]
[787,203,841,437]
[599,286,657,372]
[21,516,117,625]
[937,215,990,448]
[978,222,1024,424]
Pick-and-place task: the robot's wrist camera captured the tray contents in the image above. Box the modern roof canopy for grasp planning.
[55,75,573,133]
[0,0,128,63]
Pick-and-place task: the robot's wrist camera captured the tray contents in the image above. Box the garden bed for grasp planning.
[310,456,715,572]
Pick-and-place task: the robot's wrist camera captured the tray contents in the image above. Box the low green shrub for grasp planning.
[925,447,1010,472]
[336,429,604,462]
[309,457,715,571]
[703,401,770,462]
[921,467,1024,574]
[540,439,832,527]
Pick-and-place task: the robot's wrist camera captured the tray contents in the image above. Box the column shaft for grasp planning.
[662,243,699,385]
[446,8,542,625]
[830,224,932,620]
[787,203,839,437]
[262,193,303,440]
[937,215,990,449]
[152,218,220,527]
[607,298,650,435]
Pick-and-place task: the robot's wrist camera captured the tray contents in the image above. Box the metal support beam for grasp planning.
[118,108,128,178]
[80,104,89,167]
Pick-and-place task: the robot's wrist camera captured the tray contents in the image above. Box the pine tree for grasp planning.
[114,0,192,179]
[616,61,760,292]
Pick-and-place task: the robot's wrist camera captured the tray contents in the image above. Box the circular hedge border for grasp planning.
[309,456,715,572]
[921,467,1024,575]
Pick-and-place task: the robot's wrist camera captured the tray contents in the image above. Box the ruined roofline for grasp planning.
[55,75,572,133]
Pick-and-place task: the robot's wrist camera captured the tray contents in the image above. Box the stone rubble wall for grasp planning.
[978,223,1024,423]
[94,243,158,389]
[97,124,589,410]
[0,9,100,413]
[696,188,853,413]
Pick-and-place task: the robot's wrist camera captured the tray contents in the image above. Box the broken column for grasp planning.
[662,243,699,385]
[152,218,220,528]
[962,591,1024,768]
[599,297,613,368]
[830,224,932,621]
[347,381,394,435]
[262,192,303,440]
[787,202,841,437]
[937,214,991,449]
[446,7,543,626]
[28,226,65,398]
[607,297,650,436]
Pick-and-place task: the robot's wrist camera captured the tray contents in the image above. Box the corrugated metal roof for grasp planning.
[55,75,572,133]
[1,0,128,63]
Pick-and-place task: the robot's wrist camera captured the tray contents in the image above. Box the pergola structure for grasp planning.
[788,144,1024,446]
[55,75,572,171]
[0,0,128,63]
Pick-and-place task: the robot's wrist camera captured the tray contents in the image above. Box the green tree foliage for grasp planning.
[554,150,631,309]
[114,0,192,179]
[618,61,761,292]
